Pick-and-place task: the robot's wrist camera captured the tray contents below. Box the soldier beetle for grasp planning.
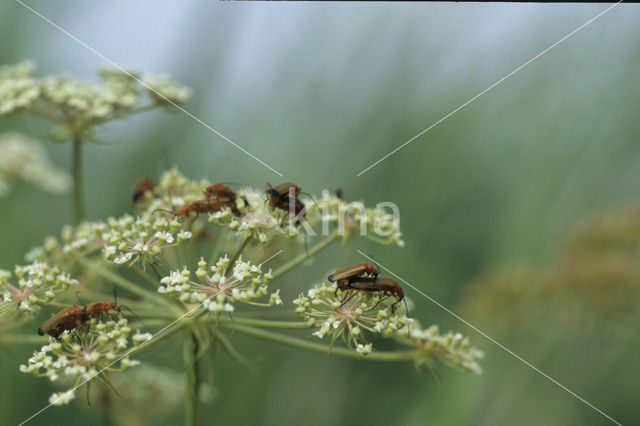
[204,184,239,203]
[341,276,407,314]
[328,262,379,286]
[37,305,88,339]
[205,183,246,215]
[131,177,155,206]
[84,300,122,320]
[332,188,344,199]
[266,182,301,209]
[155,199,240,226]
[38,291,129,339]
[265,182,308,226]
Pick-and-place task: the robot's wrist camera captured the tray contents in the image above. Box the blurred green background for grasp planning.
[1,2,640,425]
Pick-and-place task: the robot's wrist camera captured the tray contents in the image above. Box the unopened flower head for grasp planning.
[109,364,186,413]
[0,132,70,197]
[158,256,278,312]
[408,323,484,375]
[19,318,145,405]
[24,221,109,267]
[0,262,78,318]
[294,282,411,354]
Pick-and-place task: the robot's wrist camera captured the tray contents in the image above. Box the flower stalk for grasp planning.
[272,230,341,279]
[71,136,84,225]
[184,331,201,426]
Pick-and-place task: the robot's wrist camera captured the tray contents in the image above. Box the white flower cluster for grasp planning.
[0,62,191,134]
[0,132,70,197]
[158,256,279,312]
[408,323,484,375]
[134,169,295,242]
[144,75,192,105]
[294,282,411,354]
[19,318,148,405]
[132,169,405,248]
[25,222,109,266]
[135,168,210,215]
[0,262,78,318]
[102,214,192,265]
[0,61,39,114]
[307,190,404,247]
[207,188,293,242]
[25,212,192,267]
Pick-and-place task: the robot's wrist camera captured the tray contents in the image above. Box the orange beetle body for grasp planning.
[37,305,88,339]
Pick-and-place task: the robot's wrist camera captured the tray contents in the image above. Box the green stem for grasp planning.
[100,103,160,124]
[71,136,85,225]
[78,258,181,314]
[0,334,48,345]
[149,263,164,282]
[209,228,228,265]
[227,235,251,269]
[132,264,161,290]
[37,300,73,310]
[213,317,309,330]
[220,323,418,361]
[272,231,341,279]
[184,330,200,426]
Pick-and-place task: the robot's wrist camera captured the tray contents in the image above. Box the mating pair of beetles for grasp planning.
[328,263,407,313]
[37,300,122,339]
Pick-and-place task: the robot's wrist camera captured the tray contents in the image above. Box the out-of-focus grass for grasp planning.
[1,2,639,425]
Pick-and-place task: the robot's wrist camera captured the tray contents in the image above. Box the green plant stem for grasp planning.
[227,235,251,268]
[78,258,181,314]
[132,264,161,290]
[209,228,228,265]
[37,300,72,310]
[212,317,309,329]
[149,263,164,282]
[272,231,341,279]
[100,103,160,124]
[184,330,200,426]
[71,136,85,225]
[0,334,48,344]
[219,322,418,361]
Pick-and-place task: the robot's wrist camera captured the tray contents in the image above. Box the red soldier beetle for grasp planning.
[154,199,240,226]
[341,276,407,314]
[265,182,310,227]
[37,305,88,339]
[328,262,379,285]
[131,177,155,206]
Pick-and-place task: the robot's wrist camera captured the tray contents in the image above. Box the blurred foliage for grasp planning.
[461,205,640,324]
[459,206,640,425]
[1,2,640,426]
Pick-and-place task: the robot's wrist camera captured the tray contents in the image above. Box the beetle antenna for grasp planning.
[75,291,85,306]
[403,298,411,336]
[299,191,321,210]
[367,254,383,276]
